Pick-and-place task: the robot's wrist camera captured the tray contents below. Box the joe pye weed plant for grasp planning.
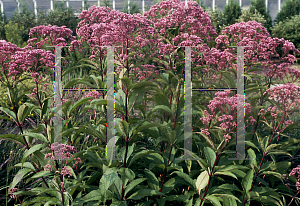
[1,0,300,205]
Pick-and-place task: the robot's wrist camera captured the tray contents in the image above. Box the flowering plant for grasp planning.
[1,1,300,206]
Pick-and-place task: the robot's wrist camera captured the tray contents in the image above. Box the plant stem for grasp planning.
[242,132,276,206]
[158,143,173,198]
[199,151,222,206]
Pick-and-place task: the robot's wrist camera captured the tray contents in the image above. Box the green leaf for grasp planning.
[242,170,254,193]
[205,195,222,206]
[124,178,146,197]
[259,171,284,182]
[22,132,48,143]
[82,189,101,201]
[99,168,118,195]
[68,97,93,115]
[153,93,170,107]
[63,78,82,89]
[22,144,45,165]
[247,148,257,166]
[204,147,216,172]
[0,134,26,145]
[128,150,159,168]
[118,120,129,138]
[0,106,16,122]
[260,161,274,172]
[148,105,174,119]
[14,162,35,171]
[196,170,209,196]
[128,189,163,200]
[213,194,241,204]
[120,77,132,90]
[9,168,32,192]
[214,171,238,180]
[195,132,215,149]
[41,98,49,120]
[128,87,145,112]
[17,104,27,124]
[144,169,159,191]
[171,171,195,190]
[31,171,51,179]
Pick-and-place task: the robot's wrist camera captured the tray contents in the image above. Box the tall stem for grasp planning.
[158,143,173,198]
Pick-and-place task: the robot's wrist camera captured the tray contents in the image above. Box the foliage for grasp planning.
[4,22,28,47]
[249,0,272,33]
[272,14,300,52]
[1,1,300,205]
[36,1,79,36]
[223,0,242,26]
[275,0,300,23]
[122,1,141,14]
[10,6,37,43]
[0,12,8,40]
[237,8,267,25]
[207,6,226,35]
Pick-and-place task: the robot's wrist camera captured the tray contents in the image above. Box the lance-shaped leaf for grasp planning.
[120,77,132,90]
[99,168,118,195]
[147,105,174,119]
[22,144,45,165]
[124,178,147,197]
[196,170,209,196]
[0,107,16,123]
[118,120,129,138]
[22,132,48,143]
[0,134,26,146]
[9,168,32,192]
[204,147,216,172]
[68,97,93,115]
[242,170,254,193]
[17,104,30,124]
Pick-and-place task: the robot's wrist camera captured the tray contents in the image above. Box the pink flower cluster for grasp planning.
[28,25,76,48]
[264,83,300,112]
[9,188,19,199]
[289,165,300,190]
[214,21,300,76]
[0,40,22,82]
[44,143,81,178]
[272,66,300,84]
[200,90,255,142]
[76,5,159,82]
[84,91,101,101]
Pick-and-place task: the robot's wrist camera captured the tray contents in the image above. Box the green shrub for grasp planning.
[237,8,267,26]
[122,1,141,14]
[272,14,300,51]
[37,1,79,36]
[275,0,300,23]
[4,22,27,47]
[249,0,272,32]
[207,6,226,35]
[10,6,37,43]
[223,0,242,25]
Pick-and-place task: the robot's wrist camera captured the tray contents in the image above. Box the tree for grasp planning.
[37,1,79,36]
[122,1,141,14]
[275,0,300,23]
[4,22,27,47]
[249,0,272,33]
[272,14,300,54]
[207,6,226,35]
[223,0,242,25]
[10,6,37,43]
[237,8,267,26]
[0,12,8,40]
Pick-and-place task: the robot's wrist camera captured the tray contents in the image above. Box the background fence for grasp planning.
[0,0,286,23]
